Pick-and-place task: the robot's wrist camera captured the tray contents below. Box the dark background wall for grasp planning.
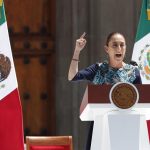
[5,0,142,149]
[56,0,142,149]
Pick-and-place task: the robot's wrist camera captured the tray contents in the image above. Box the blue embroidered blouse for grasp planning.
[72,61,142,84]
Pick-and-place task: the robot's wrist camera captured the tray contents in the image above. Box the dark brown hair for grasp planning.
[106,32,125,46]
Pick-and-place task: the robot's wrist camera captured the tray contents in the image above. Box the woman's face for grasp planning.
[105,34,126,63]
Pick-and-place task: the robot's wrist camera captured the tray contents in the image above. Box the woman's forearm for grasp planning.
[68,49,80,81]
[68,32,86,81]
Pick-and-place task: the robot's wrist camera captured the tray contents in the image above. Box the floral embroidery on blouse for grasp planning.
[92,61,137,85]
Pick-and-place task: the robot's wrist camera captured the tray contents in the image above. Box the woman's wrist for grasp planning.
[72,58,80,62]
[75,47,81,53]
[73,50,80,60]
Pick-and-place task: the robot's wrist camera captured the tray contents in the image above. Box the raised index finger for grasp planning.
[80,32,86,39]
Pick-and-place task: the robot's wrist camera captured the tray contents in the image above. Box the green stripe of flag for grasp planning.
[0,1,6,25]
[147,0,150,20]
[135,0,150,42]
[147,0,150,9]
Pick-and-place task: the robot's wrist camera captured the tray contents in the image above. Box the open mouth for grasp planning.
[115,54,122,57]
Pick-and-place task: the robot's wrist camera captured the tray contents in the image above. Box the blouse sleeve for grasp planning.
[71,63,99,82]
[133,67,142,84]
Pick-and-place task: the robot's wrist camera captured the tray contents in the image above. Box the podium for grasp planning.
[80,84,150,150]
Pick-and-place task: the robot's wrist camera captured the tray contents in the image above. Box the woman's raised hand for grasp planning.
[75,32,87,52]
[68,33,86,80]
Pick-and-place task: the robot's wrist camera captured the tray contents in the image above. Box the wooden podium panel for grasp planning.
[80,84,150,121]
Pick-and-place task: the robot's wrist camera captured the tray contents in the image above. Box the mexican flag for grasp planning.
[132,0,150,84]
[0,1,24,150]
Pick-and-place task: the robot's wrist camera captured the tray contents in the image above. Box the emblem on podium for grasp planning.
[109,82,139,110]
